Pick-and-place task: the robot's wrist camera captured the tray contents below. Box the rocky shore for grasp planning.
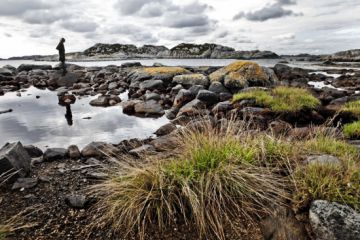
[1,60,360,240]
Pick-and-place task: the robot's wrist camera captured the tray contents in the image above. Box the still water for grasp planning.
[0,87,169,149]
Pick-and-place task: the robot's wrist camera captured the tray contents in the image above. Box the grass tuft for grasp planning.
[342,100,360,118]
[233,86,320,112]
[343,121,360,138]
[143,67,190,75]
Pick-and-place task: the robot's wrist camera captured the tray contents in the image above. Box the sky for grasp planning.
[0,0,359,58]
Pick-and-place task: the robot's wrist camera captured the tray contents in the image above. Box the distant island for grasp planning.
[5,43,360,62]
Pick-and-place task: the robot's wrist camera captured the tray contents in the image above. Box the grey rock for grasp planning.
[310,200,360,240]
[43,148,68,161]
[17,64,52,72]
[65,194,88,209]
[151,135,178,151]
[155,123,177,136]
[209,81,229,94]
[173,74,209,88]
[196,90,219,106]
[0,142,31,178]
[24,145,43,158]
[53,72,78,87]
[306,155,341,166]
[12,177,38,190]
[139,80,164,90]
[241,107,265,114]
[174,89,194,107]
[177,99,206,117]
[121,62,142,68]
[212,101,232,113]
[121,100,142,114]
[68,145,81,159]
[188,85,205,96]
[0,67,13,76]
[170,84,184,95]
[108,82,118,90]
[134,100,165,116]
[81,142,113,158]
[145,92,161,101]
[85,158,102,165]
[89,95,108,107]
[86,172,108,180]
[129,145,156,157]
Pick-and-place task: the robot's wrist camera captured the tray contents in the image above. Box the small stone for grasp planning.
[12,178,38,190]
[65,194,88,209]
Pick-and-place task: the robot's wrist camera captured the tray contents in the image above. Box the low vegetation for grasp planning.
[0,225,9,240]
[143,67,190,75]
[343,121,360,138]
[91,118,359,239]
[233,86,321,112]
[342,100,360,118]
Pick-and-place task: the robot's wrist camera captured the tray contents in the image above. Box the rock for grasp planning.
[86,172,108,180]
[196,90,219,106]
[273,64,309,86]
[174,89,194,107]
[260,206,309,240]
[241,107,265,114]
[121,62,142,68]
[17,64,52,72]
[58,94,76,105]
[209,61,278,92]
[173,74,209,88]
[306,155,341,166]
[12,178,38,190]
[188,85,205,96]
[121,100,142,114]
[155,123,177,136]
[0,142,31,179]
[43,148,68,161]
[145,92,161,101]
[309,200,360,240]
[170,84,183,95]
[24,145,43,158]
[134,100,165,116]
[151,135,178,151]
[89,95,109,107]
[269,120,292,136]
[128,67,190,83]
[177,99,206,117]
[85,158,102,165]
[209,81,229,94]
[81,142,113,158]
[50,72,78,87]
[68,145,81,159]
[129,145,156,157]
[212,101,232,113]
[108,82,118,90]
[139,80,164,90]
[0,67,13,76]
[65,194,88,209]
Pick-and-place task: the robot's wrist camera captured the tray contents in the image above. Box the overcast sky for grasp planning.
[0,0,359,58]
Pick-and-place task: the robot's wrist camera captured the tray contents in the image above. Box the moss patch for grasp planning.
[344,121,360,138]
[342,100,360,118]
[233,86,320,112]
[143,67,190,76]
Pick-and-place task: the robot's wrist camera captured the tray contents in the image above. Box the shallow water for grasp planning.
[0,87,169,149]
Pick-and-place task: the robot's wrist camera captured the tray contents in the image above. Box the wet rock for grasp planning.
[196,90,219,106]
[145,92,161,101]
[58,94,76,105]
[121,62,142,68]
[177,99,206,117]
[51,72,79,87]
[24,145,43,158]
[12,178,38,190]
[306,155,341,166]
[129,144,156,157]
[43,148,68,161]
[310,200,360,240]
[0,67,13,76]
[134,100,165,116]
[273,64,309,86]
[121,100,142,114]
[209,81,229,94]
[0,142,31,179]
[65,194,88,209]
[155,123,177,136]
[260,206,309,240]
[17,64,52,72]
[81,142,113,158]
[90,95,121,107]
[139,80,164,90]
[173,74,209,88]
[68,145,81,159]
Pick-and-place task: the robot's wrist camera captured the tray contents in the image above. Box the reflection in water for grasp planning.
[65,105,73,126]
[0,87,169,149]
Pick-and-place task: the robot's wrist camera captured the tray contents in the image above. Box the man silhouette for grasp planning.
[56,38,67,76]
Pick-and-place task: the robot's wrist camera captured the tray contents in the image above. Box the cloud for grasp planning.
[114,0,168,15]
[106,24,159,43]
[0,0,51,16]
[61,19,98,33]
[233,0,301,22]
[4,33,12,37]
[166,15,210,28]
[273,33,296,40]
[22,10,69,24]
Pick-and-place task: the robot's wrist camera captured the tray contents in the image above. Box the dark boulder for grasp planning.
[0,142,31,179]
[43,148,68,161]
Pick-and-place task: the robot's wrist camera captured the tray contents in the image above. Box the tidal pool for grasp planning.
[0,87,169,149]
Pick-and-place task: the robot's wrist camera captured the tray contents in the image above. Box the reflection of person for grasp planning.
[56,38,67,76]
[65,104,73,126]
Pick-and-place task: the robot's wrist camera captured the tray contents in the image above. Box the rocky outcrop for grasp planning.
[309,200,360,240]
[326,49,360,62]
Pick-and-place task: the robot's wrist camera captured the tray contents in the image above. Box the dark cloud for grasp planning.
[61,19,98,33]
[234,0,301,22]
[166,15,210,28]
[0,0,51,16]
[115,0,167,15]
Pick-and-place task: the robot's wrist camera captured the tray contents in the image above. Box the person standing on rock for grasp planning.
[56,38,67,76]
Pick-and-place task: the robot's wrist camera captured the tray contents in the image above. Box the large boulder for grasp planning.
[310,200,360,240]
[134,100,165,116]
[81,142,114,158]
[0,142,31,179]
[173,74,209,88]
[17,64,52,72]
[139,79,164,90]
[43,148,68,161]
[209,61,278,92]
[128,67,190,83]
[196,90,219,106]
[174,89,195,107]
[177,99,206,117]
[49,72,79,87]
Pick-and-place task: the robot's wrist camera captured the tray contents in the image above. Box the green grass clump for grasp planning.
[343,121,360,138]
[343,100,360,118]
[233,86,320,112]
[91,120,289,239]
[293,135,360,210]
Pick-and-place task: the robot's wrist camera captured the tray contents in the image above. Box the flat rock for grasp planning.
[43,148,68,161]
[173,74,209,88]
[306,155,341,166]
[139,80,164,90]
[17,64,52,72]
[134,100,165,116]
[155,123,177,136]
[310,200,360,240]
[81,142,113,158]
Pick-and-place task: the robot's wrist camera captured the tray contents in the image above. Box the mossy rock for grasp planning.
[128,67,191,83]
[209,61,278,92]
[143,67,190,76]
[173,73,209,87]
